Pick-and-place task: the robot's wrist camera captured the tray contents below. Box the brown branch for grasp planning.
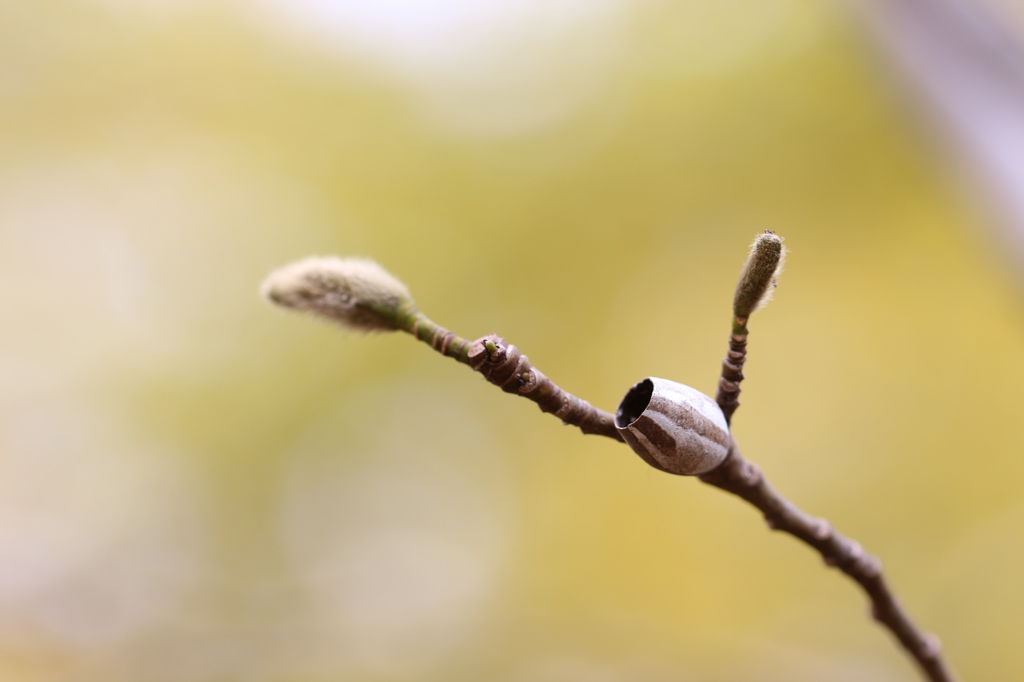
[458,330,956,680]
[262,252,959,681]
[699,445,958,682]
[706,232,958,682]
[466,333,623,441]
[450,329,957,682]
[715,316,748,425]
[716,231,785,425]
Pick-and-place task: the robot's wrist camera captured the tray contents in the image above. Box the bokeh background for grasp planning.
[3,1,1024,681]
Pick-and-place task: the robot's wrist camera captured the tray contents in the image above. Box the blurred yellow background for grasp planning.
[3,1,1024,681]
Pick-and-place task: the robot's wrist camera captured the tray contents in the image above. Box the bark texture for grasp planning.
[467,334,623,442]
[715,317,748,425]
[699,444,958,682]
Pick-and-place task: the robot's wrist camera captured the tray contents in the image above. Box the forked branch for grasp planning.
[261,241,958,682]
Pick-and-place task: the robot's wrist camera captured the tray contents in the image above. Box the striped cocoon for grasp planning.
[615,377,731,475]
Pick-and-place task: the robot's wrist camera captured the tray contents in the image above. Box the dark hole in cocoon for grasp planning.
[616,378,653,428]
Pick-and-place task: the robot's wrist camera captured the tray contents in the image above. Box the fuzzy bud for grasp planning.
[261,256,413,331]
[615,377,731,475]
[733,231,785,319]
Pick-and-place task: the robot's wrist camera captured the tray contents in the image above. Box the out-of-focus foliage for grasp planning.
[1,1,1023,681]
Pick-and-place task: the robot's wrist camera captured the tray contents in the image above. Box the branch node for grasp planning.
[467,334,622,441]
[860,554,883,579]
[741,460,762,486]
[922,634,942,660]
[812,518,832,541]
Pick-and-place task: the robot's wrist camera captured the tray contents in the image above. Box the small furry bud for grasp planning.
[733,231,785,318]
[261,256,413,331]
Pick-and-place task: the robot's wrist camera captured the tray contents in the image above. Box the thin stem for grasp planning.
[394,307,622,441]
[718,230,783,426]
[715,316,748,425]
[698,445,956,682]
[266,246,957,680]
[467,334,622,441]
[395,304,474,364]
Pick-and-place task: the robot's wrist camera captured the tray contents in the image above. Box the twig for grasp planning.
[456,325,956,681]
[396,305,474,364]
[395,305,621,440]
[707,233,957,682]
[699,446,957,682]
[466,333,622,441]
[715,316,748,425]
[424,321,957,680]
[261,248,959,682]
[394,308,621,439]
[716,231,785,425]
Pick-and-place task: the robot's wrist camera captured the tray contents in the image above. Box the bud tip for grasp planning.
[261,256,413,331]
[733,231,786,318]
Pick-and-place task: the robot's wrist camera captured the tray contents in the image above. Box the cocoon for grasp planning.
[615,377,731,475]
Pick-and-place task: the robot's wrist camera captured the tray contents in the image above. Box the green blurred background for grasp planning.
[3,1,1024,680]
